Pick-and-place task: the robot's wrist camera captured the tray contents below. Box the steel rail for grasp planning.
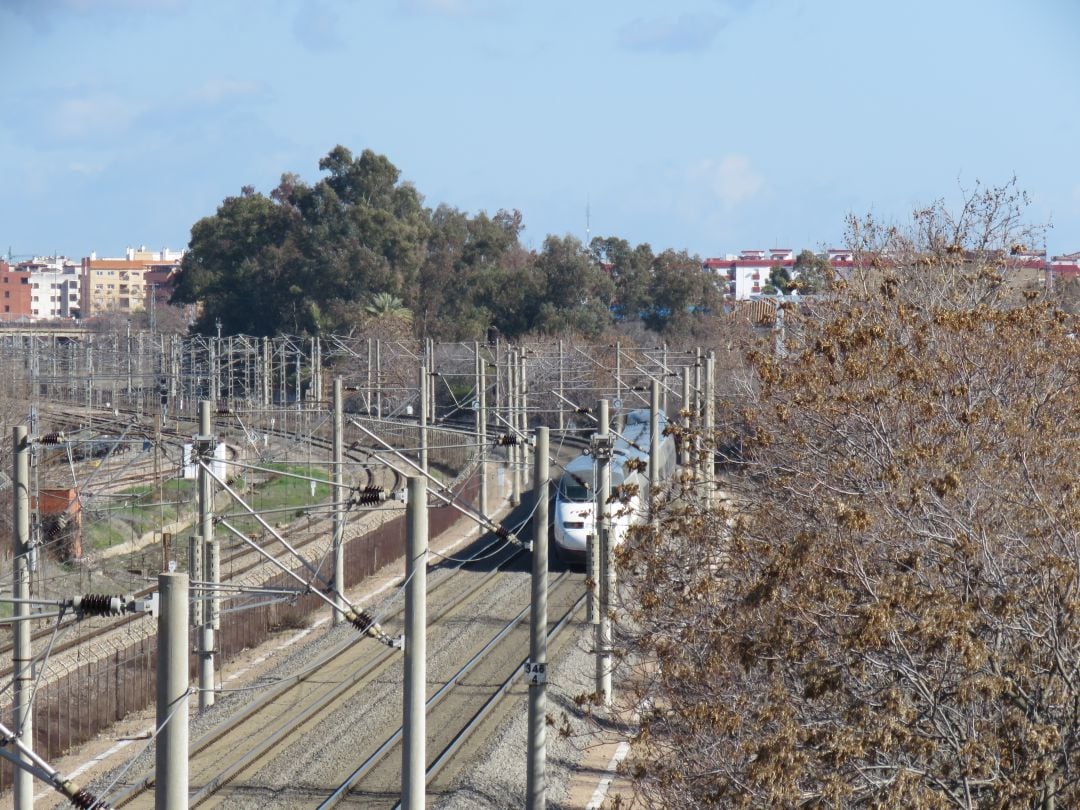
[317,578,585,809]
[110,538,529,808]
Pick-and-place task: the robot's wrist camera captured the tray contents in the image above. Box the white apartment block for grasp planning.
[22,256,81,319]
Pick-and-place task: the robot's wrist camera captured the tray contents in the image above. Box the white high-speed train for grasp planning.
[553,409,677,561]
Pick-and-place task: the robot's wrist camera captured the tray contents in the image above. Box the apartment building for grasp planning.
[0,262,34,320]
[79,246,183,319]
[703,248,798,299]
[20,256,81,319]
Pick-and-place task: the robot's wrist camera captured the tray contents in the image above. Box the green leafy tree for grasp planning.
[767,264,793,294]
[792,248,833,294]
[363,292,413,324]
[533,234,615,337]
[643,248,720,336]
[171,147,428,337]
[590,236,655,320]
[171,187,298,335]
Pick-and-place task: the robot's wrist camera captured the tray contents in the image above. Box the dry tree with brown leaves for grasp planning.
[617,181,1079,809]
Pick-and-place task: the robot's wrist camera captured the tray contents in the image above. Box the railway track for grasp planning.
[109,525,582,809]
[322,578,584,809]
[0,405,407,675]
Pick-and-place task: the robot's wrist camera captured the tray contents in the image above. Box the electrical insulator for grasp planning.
[348,608,398,648]
[351,486,387,506]
[350,609,375,633]
[495,526,511,540]
[39,432,64,445]
[575,406,592,415]
[72,594,127,617]
[69,786,111,809]
[495,434,520,447]
[216,404,232,415]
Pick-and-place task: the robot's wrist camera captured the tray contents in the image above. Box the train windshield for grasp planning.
[558,475,591,502]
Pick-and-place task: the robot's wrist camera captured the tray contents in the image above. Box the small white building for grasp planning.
[703,248,797,300]
[20,256,81,319]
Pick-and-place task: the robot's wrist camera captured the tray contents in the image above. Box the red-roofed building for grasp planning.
[1049,251,1080,289]
[704,249,797,299]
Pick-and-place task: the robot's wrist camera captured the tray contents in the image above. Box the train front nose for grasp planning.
[554,502,593,554]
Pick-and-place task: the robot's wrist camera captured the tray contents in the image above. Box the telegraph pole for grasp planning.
[519,349,530,488]
[650,378,660,519]
[402,476,428,810]
[419,363,429,475]
[12,426,32,810]
[197,401,216,709]
[593,400,613,706]
[332,377,345,625]
[375,339,383,418]
[557,339,565,433]
[156,571,189,810]
[510,348,521,507]
[703,350,716,508]
[526,427,549,810]
[475,342,488,517]
[681,367,692,468]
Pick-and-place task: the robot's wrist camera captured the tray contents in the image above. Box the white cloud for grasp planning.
[68,161,106,176]
[293,1,345,51]
[688,154,764,210]
[47,94,144,142]
[618,13,726,53]
[188,78,265,106]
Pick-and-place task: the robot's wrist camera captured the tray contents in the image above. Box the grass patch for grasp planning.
[82,465,332,553]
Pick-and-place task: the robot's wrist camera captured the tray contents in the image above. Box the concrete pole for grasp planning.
[650,378,660,518]
[156,572,189,810]
[475,342,488,517]
[519,349,530,488]
[366,338,374,415]
[227,336,235,403]
[402,476,428,810]
[427,338,436,425]
[197,401,215,710]
[661,343,669,415]
[207,339,217,407]
[509,348,521,507]
[703,350,716,508]
[681,367,692,469]
[557,339,565,433]
[332,377,345,626]
[526,427,549,810]
[418,364,429,475]
[12,425,32,810]
[595,400,613,706]
[614,341,622,407]
[694,347,703,419]
[375,339,383,419]
[493,338,502,446]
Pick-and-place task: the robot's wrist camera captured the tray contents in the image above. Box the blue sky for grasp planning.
[1,0,1078,261]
